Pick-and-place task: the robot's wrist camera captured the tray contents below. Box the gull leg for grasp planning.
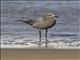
[45,29,48,48]
[39,30,41,48]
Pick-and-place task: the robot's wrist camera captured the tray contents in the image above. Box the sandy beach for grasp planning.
[1,49,80,60]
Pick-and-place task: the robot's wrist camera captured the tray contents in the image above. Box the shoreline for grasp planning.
[1,47,80,50]
[1,48,80,60]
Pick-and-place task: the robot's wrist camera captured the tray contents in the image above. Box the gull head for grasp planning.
[43,13,59,19]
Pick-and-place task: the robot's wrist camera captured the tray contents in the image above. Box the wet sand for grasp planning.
[1,49,80,60]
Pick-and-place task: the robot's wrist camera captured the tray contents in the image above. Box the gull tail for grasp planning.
[16,20,35,25]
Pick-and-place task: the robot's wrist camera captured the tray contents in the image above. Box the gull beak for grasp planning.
[55,15,59,18]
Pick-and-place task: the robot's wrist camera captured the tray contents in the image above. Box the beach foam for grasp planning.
[1,38,80,49]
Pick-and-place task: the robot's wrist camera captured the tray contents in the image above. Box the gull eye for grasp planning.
[48,15,52,16]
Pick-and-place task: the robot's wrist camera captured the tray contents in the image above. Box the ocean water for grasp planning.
[1,1,80,48]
